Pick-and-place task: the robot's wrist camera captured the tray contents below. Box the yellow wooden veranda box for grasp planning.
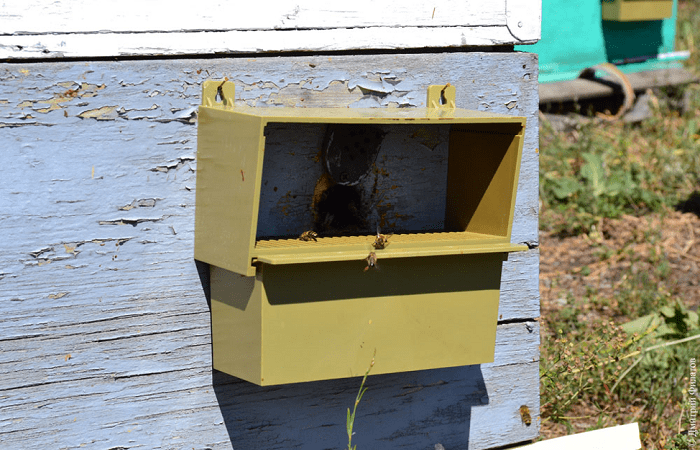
[602,0,673,21]
[195,80,527,385]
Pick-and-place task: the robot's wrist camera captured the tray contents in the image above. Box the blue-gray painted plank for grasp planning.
[0,52,539,449]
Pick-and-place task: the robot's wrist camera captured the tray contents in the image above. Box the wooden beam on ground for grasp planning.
[539,67,698,104]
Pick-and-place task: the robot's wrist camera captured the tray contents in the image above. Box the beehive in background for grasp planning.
[517,0,694,105]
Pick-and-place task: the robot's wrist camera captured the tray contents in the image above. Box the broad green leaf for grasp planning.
[621,313,660,335]
[550,177,580,200]
[581,153,606,198]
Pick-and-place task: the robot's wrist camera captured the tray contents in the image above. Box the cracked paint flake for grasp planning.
[0,121,54,128]
[260,76,418,109]
[348,79,392,94]
[98,217,164,226]
[150,156,195,173]
[78,105,118,120]
[119,198,159,211]
[116,104,161,120]
[35,103,62,114]
[14,82,107,115]
[24,238,135,266]
[207,67,419,109]
[29,247,54,258]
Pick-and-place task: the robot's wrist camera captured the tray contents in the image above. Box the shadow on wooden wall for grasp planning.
[212,365,487,448]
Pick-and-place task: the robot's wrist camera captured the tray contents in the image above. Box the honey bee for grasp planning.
[364,252,379,271]
[298,230,318,242]
[372,226,392,250]
[519,405,532,426]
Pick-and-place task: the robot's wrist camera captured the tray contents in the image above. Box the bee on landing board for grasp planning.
[298,230,318,242]
[372,226,392,250]
[364,252,379,271]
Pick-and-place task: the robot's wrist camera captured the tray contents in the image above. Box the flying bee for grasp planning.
[519,405,532,426]
[372,226,392,250]
[298,230,318,242]
[364,252,379,271]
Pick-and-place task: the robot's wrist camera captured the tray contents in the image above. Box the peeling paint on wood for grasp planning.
[0,52,539,449]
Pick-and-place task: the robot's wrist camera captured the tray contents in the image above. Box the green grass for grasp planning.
[540,100,700,235]
[346,351,375,450]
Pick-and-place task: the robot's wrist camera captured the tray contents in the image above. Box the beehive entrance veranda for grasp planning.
[195,80,528,385]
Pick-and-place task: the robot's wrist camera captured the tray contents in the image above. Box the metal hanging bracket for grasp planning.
[426,83,456,109]
[202,79,236,108]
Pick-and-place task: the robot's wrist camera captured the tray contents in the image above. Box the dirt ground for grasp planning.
[538,209,700,442]
[540,210,700,320]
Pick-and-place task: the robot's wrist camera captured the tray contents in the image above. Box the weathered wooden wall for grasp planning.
[0,52,539,449]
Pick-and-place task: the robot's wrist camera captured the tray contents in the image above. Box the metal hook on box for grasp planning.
[202,79,235,108]
[427,83,456,109]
